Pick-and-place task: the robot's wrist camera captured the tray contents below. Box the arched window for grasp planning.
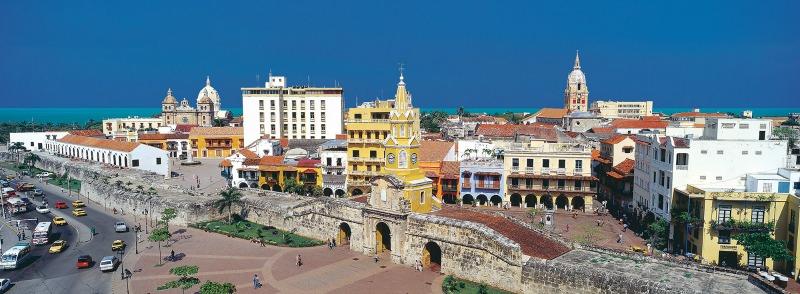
[398,150,408,168]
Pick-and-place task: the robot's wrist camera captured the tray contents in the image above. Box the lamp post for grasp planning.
[133,208,137,223]
[143,209,149,234]
[135,230,139,254]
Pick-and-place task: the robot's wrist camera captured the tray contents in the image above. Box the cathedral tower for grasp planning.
[564,51,589,112]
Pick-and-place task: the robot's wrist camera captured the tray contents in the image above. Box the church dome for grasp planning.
[565,52,587,92]
[197,76,220,106]
[162,88,178,104]
[198,93,213,104]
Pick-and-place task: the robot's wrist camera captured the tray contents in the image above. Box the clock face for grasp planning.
[411,153,417,164]
[388,153,395,164]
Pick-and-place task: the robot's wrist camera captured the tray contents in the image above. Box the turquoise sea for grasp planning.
[0,107,798,124]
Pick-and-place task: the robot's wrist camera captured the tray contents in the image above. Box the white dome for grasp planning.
[197,76,221,110]
[568,69,586,85]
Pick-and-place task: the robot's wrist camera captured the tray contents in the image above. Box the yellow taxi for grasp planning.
[72,208,87,216]
[49,240,67,253]
[626,246,649,254]
[53,216,67,225]
[111,240,125,251]
[71,200,86,208]
[5,174,14,179]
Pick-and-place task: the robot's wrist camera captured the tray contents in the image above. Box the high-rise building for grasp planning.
[241,74,344,145]
[564,51,589,112]
[590,100,654,119]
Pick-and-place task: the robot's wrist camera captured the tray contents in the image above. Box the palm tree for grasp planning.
[214,187,243,224]
[457,106,464,118]
[481,148,493,160]
[212,119,227,127]
[24,152,40,173]
[494,149,505,160]
[136,185,145,193]
[461,149,473,160]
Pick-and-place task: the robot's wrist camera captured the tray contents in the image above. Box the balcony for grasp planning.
[573,168,584,175]
[462,183,471,189]
[511,166,520,173]
[349,170,379,176]
[346,119,390,123]
[508,184,597,193]
[556,168,566,175]
[541,167,552,174]
[348,157,383,163]
[525,167,536,174]
[207,144,232,149]
[442,185,458,192]
[474,183,501,190]
[676,165,688,170]
[347,138,383,144]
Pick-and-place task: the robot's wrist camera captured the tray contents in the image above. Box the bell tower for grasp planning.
[564,51,589,112]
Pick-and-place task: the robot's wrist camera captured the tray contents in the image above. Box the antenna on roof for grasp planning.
[256,74,260,86]
[308,75,310,86]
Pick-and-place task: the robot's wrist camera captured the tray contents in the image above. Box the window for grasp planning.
[381,189,387,201]
[739,123,749,129]
[352,150,360,157]
[658,194,664,209]
[156,158,162,165]
[653,172,657,183]
[742,150,748,155]
[747,254,764,268]
[512,158,519,167]
[751,206,765,223]
[718,205,732,222]
[132,159,140,167]
[542,179,550,188]
[717,150,724,154]
[558,160,566,168]
[666,176,671,189]
[542,159,550,168]
[527,159,534,167]
[310,100,315,109]
[718,230,731,244]
[755,151,762,155]
[370,150,377,158]
[659,171,665,186]
[791,209,797,232]
[660,149,666,162]
[700,176,706,180]
[575,160,583,169]
[270,100,275,107]
[701,150,708,154]
[574,180,582,190]
[259,100,264,110]
[762,182,773,192]
[420,191,425,204]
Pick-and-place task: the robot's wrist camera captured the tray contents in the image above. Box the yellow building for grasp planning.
[189,127,245,158]
[251,157,323,192]
[137,134,190,158]
[503,140,596,211]
[345,98,394,196]
[674,185,798,276]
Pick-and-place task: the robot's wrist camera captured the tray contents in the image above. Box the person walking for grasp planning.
[623,223,628,232]
[374,253,379,263]
[566,224,570,232]
[617,233,623,243]
[332,238,336,247]
[253,275,261,289]
[171,250,175,261]
[296,254,301,266]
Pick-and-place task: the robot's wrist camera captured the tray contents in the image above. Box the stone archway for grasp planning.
[352,189,364,196]
[556,195,569,210]
[571,196,585,210]
[261,184,270,190]
[443,194,457,204]
[476,194,488,205]
[272,184,282,192]
[490,195,502,206]
[376,222,391,253]
[510,194,522,207]
[238,182,248,188]
[249,183,258,188]
[338,222,351,246]
[541,195,554,210]
[335,189,346,198]
[462,194,474,204]
[525,194,537,208]
[323,188,333,197]
[422,241,442,271]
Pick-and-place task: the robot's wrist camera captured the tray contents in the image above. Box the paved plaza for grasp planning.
[113,225,442,294]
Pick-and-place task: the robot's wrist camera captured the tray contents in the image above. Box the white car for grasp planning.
[114,222,128,233]
[36,205,50,214]
[36,172,52,178]
[0,278,10,292]
[99,256,119,272]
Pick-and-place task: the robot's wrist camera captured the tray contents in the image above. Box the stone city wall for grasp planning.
[520,259,678,294]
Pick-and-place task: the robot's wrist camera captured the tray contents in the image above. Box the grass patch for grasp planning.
[441,276,513,294]
[683,274,692,279]
[191,219,324,247]
[47,178,81,192]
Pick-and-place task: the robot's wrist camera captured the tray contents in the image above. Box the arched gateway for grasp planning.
[422,241,442,271]
[376,222,391,253]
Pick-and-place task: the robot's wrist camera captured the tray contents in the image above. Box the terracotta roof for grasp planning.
[175,124,198,133]
[68,129,105,137]
[419,141,454,162]
[640,116,661,121]
[243,158,260,165]
[302,168,317,174]
[189,127,244,136]
[606,171,625,179]
[431,208,571,259]
[425,171,439,178]
[237,149,259,159]
[613,158,635,174]
[230,116,244,123]
[591,149,602,161]
[475,124,515,137]
[672,137,690,148]
[590,127,616,134]
[422,133,443,140]
[58,134,141,152]
[218,159,233,167]
[516,125,558,142]
[138,133,189,140]
[335,134,348,140]
[279,138,289,148]
[601,134,632,145]
[610,119,669,129]
[297,159,320,167]
[441,161,461,175]
[532,108,570,119]
[671,112,727,117]
[658,137,668,147]
[563,131,580,138]
[259,156,285,165]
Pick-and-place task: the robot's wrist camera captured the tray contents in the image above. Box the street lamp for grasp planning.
[143,209,149,234]
[133,208,137,223]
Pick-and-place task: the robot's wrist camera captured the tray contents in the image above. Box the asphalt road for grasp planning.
[1,170,135,294]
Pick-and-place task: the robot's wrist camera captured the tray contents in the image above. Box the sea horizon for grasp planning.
[0,107,798,124]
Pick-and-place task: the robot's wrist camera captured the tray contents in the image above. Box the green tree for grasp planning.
[161,208,177,232]
[457,106,464,118]
[9,142,26,166]
[136,185,145,193]
[307,185,324,197]
[212,119,227,127]
[283,177,305,194]
[214,187,243,224]
[647,219,669,249]
[24,152,40,173]
[159,265,200,294]
[148,226,172,265]
[732,232,796,263]
[478,284,489,294]
[420,110,449,133]
[773,127,799,147]
[199,281,237,293]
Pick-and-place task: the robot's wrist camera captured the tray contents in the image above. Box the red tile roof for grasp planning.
[516,125,558,142]
[606,171,625,179]
[419,141,454,162]
[230,116,244,123]
[601,134,632,145]
[259,156,285,165]
[563,131,580,138]
[68,129,105,137]
[335,134,348,140]
[475,124,516,137]
[279,138,289,148]
[610,119,669,129]
[175,124,198,133]
[237,149,258,159]
[440,161,461,175]
[425,171,439,178]
[531,108,570,119]
[138,133,190,140]
[297,159,320,167]
[218,159,233,167]
[641,116,662,121]
[431,208,570,259]
[58,134,141,152]
[590,127,616,134]
[613,158,635,174]
[672,137,690,148]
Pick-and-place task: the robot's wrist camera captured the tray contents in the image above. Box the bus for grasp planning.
[33,222,53,245]
[1,243,32,269]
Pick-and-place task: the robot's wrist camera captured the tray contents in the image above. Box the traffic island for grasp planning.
[190,218,324,247]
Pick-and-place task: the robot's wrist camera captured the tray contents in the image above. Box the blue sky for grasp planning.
[1,1,798,109]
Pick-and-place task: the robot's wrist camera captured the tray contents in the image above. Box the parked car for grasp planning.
[49,240,67,253]
[114,222,128,233]
[111,240,125,251]
[76,255,92,269]
[33,188,43,196]
[0,180,8,187]
[0,278,11,292]
[36,205,50,214]
[99,256,119,272]
[54,202,68,209]
[35,172,52,178]
[53,216,67,226]
[71,200,86,208]
[72,208,87,216]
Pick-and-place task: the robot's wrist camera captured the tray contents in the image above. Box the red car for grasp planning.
[54,202,68,209]
[76,255,92,269]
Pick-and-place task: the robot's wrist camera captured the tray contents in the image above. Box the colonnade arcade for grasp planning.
[45,141,131,168]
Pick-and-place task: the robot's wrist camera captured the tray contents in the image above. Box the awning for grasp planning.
[302,169,317,174]
[461,170,472,174]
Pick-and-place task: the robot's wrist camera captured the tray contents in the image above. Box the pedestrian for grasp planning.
[260,237,265,247]
[374,253,379,263]
[623,223,628,232]
[60,188,64,194]
[332,238,336,247]
[596,219,600,226]
[566,224,570,232]
[113,208,117,214]
[171,250,175,261]
[646,243,652,254]
[327,239,332,250]
[253,274,260,289]
[17,232,21,241]
[137,233,142,242]
[617,233,623,243]
[296,254,301,266]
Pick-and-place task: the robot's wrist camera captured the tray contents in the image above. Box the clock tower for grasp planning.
[375,68,436,213]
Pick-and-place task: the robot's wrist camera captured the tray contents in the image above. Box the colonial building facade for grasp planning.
[564,52,589,112]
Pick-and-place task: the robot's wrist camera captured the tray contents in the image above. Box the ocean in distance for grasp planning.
[0,107,798,124]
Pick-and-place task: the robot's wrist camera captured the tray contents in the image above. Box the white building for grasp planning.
[45,135,170,177]
[456,138,497,161]
[102,116,163,138]
[11,130,105,151]
[590,100,653,119]
[633,118,788,221]
[242,75,344,144]
[319,139,347,197]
